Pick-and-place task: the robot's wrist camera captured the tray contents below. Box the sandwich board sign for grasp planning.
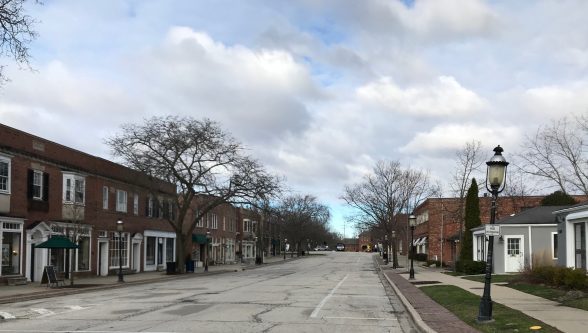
[485,224,500,236]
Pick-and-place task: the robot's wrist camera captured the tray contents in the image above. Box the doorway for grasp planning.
[98,241,108,276]
[505,236,524,272]
[574,223,586,270]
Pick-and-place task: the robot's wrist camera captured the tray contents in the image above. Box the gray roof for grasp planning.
[495,205,571,225]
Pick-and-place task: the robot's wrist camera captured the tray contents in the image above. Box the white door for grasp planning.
[132,243,140,272]
[505,236,525,272]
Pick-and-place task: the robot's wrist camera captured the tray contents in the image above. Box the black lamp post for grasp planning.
[284,238,287,260]
[409,215,416,280]
[116,219,124,283]
[392,230,397,269]
[205,230,211,272]
[384,234,389,265]
[478,145,508,323]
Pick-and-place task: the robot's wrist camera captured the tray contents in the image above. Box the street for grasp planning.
[0,252,414,332]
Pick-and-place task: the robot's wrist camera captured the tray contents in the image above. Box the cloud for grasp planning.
[400,123,520,155]
[356,76,486,117]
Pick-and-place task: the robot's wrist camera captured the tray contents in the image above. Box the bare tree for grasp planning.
[0,0,38,83]
[107,116,281,273]
[341,161,437,268]
[447,140,484,250]
[276,194,330,255]
[519,116,588,195]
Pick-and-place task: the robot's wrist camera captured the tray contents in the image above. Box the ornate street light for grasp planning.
[116,219,124,283]
[478,145,508,323]
[409,215,416,280]
[392,230,397,269]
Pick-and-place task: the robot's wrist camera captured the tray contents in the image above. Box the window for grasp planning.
[551,232,558,260]
[102,186,109,209]
[165,238,174,262]
[0,155,10,193]
[223,217,226,231]
[147,197,153,217]
[31,171,43,199]
[63,174,85,204]
[116,190,127,212]
[243,219,252,232]
[196,210,204,227]
[211,214,218,229]
[133,193,139,215]
[109,232,128,267]
[146,237,155,265]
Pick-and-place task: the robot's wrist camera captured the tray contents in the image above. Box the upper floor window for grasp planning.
[133,193,139,215]
[223,216,226,231]
[32,170,43,199]
[146,196,153,217]
[0,155,11,193]
[63,173,85,204]
[211,214,218,229]
[243,219,252,232]
[102,186,109,210]
[116,190,127,212]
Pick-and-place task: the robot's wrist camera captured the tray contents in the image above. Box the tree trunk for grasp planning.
[176,231,187,273]
[392,237,398,268]
[69,248,75,286]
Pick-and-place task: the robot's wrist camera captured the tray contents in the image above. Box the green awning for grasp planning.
[35,236,79,249]
[192,234,210,244]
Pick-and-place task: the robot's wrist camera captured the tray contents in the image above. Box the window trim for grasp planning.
[0,155,11,194]
[32,170,43,200]
[102,186,109,210]
[551,231,558,260]
[116,190,127,213]
[63,173,85,204]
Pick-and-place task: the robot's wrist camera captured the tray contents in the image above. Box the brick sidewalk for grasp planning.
[383,270,479,333]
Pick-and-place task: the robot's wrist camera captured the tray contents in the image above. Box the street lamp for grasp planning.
[392,230,397,269]
[205,230,211,272]
[409,215,416,280]
[478,145,508,323]
[116,219,124,283]
[384,234,389,265]
[283,238,287,260]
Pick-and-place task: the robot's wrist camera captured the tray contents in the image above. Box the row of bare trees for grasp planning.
[107,115,336,272]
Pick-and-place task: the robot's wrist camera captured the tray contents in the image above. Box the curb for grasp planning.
[375,257,436,333]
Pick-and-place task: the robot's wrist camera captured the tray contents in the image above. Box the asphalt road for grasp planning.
[0,252,415,332]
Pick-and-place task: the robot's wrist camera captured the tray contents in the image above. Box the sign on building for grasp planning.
[484,224,501,236]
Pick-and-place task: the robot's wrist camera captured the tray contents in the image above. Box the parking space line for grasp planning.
[310,274,349,318]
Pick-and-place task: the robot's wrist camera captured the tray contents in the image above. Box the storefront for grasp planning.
[144,230,175,271]
[1,217,23,277]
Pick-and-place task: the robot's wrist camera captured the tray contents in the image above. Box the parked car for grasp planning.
[314,245,328,251]
[336,243,345,251]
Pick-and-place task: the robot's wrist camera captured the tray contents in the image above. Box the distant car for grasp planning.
[336,243,345,251]
[314,245,328,251]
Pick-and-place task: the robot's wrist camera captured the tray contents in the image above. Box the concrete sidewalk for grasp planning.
[0,254,300,305]
[379,255,588,333]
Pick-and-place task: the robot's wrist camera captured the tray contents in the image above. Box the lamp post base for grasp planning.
[409,269,415,280]
[478,298,493,322]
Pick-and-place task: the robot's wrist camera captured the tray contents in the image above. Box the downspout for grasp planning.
[440,200,444,265]
[528,225,533,269]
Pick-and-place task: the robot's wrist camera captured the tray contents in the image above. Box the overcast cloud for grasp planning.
[1,0,587,235]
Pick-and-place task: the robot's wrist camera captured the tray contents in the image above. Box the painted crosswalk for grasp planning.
[0,305,90,320]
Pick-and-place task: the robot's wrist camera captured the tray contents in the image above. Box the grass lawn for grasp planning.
[462,274,520,284]
[507,283,588,311]
[421,285,562,333]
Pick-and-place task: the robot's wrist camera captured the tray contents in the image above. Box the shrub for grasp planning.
[524,265,588,290]
[426,260,442,267]
[456,260,486,275]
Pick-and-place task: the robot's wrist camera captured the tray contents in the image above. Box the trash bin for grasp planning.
[185,260,194,273]
[166,262,176,274]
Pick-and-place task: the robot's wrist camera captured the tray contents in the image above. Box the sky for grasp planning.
[1,0,588,237]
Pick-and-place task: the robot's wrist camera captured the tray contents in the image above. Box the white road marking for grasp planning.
[310,273,349,318]
[31,308,55,317]
[324,316,398,321]
[0,331,174,333]
[0,311,15,319]
[65,305,85,310]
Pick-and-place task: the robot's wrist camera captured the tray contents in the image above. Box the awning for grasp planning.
[35,236,79,249]
[417,237,428,246]
[192,234,210,244]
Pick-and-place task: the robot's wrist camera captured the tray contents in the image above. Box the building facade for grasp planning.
[0,123,176,283]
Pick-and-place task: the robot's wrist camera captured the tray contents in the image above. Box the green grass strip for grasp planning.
[420,285,562,333]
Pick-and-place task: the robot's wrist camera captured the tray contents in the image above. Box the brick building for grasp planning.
[410,195,567,266]
[0,123,176,283]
